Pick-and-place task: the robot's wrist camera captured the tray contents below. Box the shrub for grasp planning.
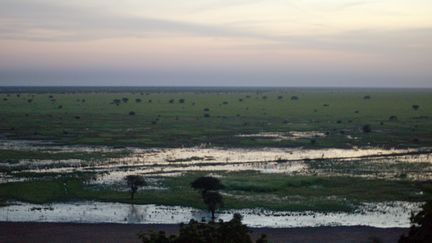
[362,124,372,133]
[389,115,398,121]
[138,214,268,243]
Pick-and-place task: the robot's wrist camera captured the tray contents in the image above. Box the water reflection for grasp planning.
[0,201,421,228]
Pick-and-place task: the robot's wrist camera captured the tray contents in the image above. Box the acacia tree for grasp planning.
[125,175,147,200]
[191,176,225,221]
[191,176,224,195]
[203,191,224,220]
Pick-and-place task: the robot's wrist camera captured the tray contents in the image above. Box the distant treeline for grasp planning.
[1,86,428,94]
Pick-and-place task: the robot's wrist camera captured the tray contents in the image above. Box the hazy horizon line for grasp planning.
[1,85,431,90]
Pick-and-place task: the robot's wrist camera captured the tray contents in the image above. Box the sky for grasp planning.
[0,0,431,87]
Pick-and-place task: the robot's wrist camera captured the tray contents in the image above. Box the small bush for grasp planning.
[389,115,398,121]
[362,124,372,133]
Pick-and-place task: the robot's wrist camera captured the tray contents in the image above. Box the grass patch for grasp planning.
[2,172,431,212]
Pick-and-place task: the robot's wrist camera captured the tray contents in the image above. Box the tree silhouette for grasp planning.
[191,176,225,220]
[203,191,224,221]
[191,176,224,195]
[399,201,432,242]
[125,175,147,200]
[412,105,420,111]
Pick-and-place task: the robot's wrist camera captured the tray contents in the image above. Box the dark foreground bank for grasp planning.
[0,222,407,243]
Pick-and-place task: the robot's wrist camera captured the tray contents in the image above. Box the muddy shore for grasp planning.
[0,222,407,243]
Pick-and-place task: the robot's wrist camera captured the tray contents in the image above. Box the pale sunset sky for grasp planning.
[0,0,431,87]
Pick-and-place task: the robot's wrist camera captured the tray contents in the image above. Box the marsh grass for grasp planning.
[1,172,431,212]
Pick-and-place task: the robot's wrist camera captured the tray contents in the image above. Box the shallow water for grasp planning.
[1,139,432,184]
[0,201,420,228]
[236,131,327,141]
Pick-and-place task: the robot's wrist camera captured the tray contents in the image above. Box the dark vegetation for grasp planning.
[125,175,147,200]
[191,177,225,220]
[138,213,267,243]
[399,200,432,242]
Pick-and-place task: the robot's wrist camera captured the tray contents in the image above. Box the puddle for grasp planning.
[236,131,326,141]
[0,201,420,228]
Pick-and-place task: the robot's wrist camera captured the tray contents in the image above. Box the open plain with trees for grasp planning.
[0,87,432,241]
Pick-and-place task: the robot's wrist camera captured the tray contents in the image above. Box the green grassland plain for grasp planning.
[0,87,431,148]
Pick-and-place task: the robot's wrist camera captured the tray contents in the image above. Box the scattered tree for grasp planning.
[125,175,147,200]
[389,115,398,121]
[135,98,142,103]
[291,96,299,100]
[191,176,224,195]
[122,97,129,103]
[363,95,371,100]
[362,124,372,133]
[129,111,136,116]
[203,191,224,220]
[412,105,420,111]
[191,176,225,221]
[112,99,121,106]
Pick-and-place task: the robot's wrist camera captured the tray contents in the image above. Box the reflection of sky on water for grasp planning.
[0,201,422,228]
[1,139,431,184]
